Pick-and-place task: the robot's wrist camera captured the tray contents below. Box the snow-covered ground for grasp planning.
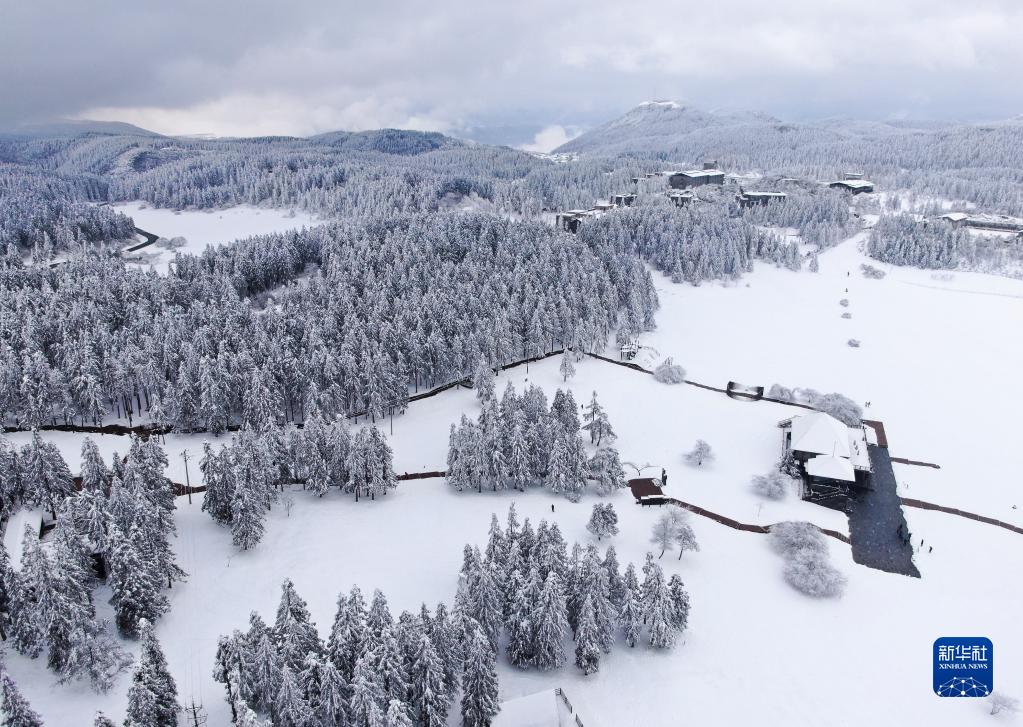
[112,202,324,272]
[5,232,1022,726]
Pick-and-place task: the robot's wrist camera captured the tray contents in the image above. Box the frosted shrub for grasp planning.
[816,393,863,426]
[988,692,1020,716]
[839,298,850,307]
[769,521,826,557]
[847,339,861,348]
[770,521,846,598]
[860,263,886,279]
[783,550,847,598]
[653,357,686,384]
[841,312,852,319]
[752,471,794,500]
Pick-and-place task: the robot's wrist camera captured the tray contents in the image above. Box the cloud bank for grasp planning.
[2,0,1022,140]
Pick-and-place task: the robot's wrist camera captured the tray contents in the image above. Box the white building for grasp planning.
[779,411,872,486]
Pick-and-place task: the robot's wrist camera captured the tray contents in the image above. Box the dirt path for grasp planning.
[664,496,851,544]
[901,497,1023,536]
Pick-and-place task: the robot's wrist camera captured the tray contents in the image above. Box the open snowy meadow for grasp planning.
[5,230,1021,726]
[112,202,324,271]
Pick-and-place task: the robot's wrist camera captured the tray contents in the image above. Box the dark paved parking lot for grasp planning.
[846,445,920,577]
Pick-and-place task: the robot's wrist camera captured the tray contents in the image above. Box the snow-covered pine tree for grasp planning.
[582,391,615,445]
[200,443,233,524]
[274,579,322,670]
[559,351,576,382]
[0,671,45,727]
[460,620,500,727]
[574,595,601,675]
[367,589,394,642]
[327,586,369,681]
[409,634,448,727]
[430,602,462,697]
[125,622,179,726]
[586,503,619,540]
[373,626,410,706]
[504,569,534,669]
[273,665,313,727]
[603,545,625,610]
[667,574,691,633]
[532,571,568,671]
[619,563,643,648]
[384,698,413,727]
[589,446,627,495]
[641,558,676,649]
[230,472,266,550]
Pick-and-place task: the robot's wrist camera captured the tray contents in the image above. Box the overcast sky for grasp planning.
[3,0,1023,149]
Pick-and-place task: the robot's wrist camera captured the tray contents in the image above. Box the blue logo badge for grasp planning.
[934,637,993,697]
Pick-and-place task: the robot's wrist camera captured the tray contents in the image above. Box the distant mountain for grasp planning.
[1,118,162,138]
[554,102,782,156]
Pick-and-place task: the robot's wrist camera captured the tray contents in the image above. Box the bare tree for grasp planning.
[684,440,714,467]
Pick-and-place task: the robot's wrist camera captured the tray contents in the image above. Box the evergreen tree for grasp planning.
[641,558,676,649]
[274,579,322,670]
[532,572,568,671]
[409,634,448,727]
[273,665,313,727]
[373,627,410,706]
[230,475,266,550]
[582,391,615,445]
[618,563,643,648]
[327,586,368,681]
[558,352,576,382]
[108,522,168,637]
[574,596,601,675]
[1,671,45,727]
[125,623,179,726]
[460,620,500,727]
[348,650,385,727]
[504,569,534,669]
[384,699,413,727]
[667,574,691,633]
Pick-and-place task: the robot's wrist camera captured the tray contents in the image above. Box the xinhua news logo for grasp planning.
[933,637,993,697]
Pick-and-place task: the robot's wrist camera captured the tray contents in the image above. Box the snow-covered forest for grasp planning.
[1,102,1022,727]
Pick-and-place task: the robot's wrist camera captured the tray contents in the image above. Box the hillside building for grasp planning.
[829,179,874,194]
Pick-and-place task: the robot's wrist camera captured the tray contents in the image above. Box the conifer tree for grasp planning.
[125,623,179,726]
[349,651,385,727]
[619,563,643,648]
[461,620,500,727]
[327,586,368,681]
[409,634,448,727]
[274,579,322,670]
[384,698,413,727]
[532,571,568,671]
[559,351,576,382]
[273,665,313,727]
[574,595,601,675]
[1,671,45,727]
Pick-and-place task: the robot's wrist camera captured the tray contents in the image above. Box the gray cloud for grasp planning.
[2,0,1022,140]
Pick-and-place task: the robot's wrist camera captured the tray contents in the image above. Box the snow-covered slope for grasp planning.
[5,231,1021,727]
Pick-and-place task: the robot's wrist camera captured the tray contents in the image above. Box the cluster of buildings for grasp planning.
[554,165,878,234]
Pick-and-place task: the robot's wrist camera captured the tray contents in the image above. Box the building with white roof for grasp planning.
[779,412,872,487]
[829,179,874,194]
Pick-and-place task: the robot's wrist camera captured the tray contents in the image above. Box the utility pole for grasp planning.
[182,450,192,505]
[186,700,207,727]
